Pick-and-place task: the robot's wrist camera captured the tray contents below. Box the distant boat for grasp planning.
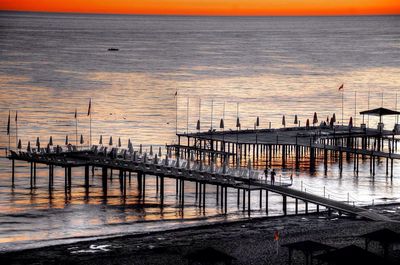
[108,48,119,51]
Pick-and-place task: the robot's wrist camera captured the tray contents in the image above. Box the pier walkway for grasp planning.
[7,146,391,221]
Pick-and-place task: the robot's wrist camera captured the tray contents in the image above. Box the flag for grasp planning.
[338,84,344,90]
[15,111,18,122]
[7,110,10,135]
[74,108,77,119]
[87,99,91,116]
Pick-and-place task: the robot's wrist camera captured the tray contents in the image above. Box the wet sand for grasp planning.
[1,204,400,265]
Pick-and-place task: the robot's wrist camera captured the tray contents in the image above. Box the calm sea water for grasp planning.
[0,12,400,251]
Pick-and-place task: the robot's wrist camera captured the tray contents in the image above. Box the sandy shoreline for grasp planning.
[1,204,400,264]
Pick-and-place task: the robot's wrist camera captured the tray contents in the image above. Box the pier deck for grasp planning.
[7,147,391,221]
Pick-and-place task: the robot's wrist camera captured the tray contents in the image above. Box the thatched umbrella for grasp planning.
[294,115,298,125]
[17,139,21,149]
[99,135,103,145]
[118,137,121,147]
[247,158,252,178]
[27,141,31,152]
[306,119,310,129]
[313,112,318,125]
[49,136,53,146]
[109,136,113,146]
[36,137,40,149]
[65,135,69,145]
[282,115,286,128]
[196,119,200,131]
[165,154,169,166]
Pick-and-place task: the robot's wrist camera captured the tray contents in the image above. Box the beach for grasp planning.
[1,203,400,264]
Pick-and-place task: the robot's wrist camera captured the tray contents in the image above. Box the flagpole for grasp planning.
[354,91,357,126]
[89,99,92,148]
[7,110,10,154]
[367,89,370,127]
[75,109,78,146]
[175,91,178,137]
[15,111,18,148]
[211,99,214,130]
[186,97,189,134]
[341,89,344,126]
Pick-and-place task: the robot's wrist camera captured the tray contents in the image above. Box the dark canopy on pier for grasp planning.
[360,107,400,116]
[360,228,400,244]
[282,240,335,253]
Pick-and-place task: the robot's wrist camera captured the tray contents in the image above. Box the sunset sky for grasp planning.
[0,0,399,16]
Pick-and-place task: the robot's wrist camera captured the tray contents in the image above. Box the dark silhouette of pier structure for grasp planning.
[7,121,399,221]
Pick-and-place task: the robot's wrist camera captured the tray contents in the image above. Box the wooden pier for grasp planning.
[6,140,392,221]
[171,125,400,178]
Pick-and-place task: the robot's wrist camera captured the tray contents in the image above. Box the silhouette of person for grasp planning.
[271,169,276,185]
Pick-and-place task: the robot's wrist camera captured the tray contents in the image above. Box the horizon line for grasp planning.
[1,9,400,17]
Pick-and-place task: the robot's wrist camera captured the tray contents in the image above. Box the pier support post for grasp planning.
[85,165,90,193]
[11,159,15,187]
[160,176,164,206]
[102,167,107,196]
[247,189,251,216]
[265,190,269,214]
[283,195,287,216]
[295,198,298,214]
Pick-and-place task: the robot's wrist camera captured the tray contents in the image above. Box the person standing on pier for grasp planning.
[271,169,276,185]
[264,167,268,183]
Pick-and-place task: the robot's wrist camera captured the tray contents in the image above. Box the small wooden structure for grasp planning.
[360,228,400,259]
[282,240,335,265]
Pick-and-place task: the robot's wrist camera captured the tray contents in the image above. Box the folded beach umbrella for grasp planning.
[118,137,121,147]
[165,154,169,166]
[330,117,334,127]
[247,159,252,177]
[220,118,224,129]
[17,139,21,149]
[36,137,40,149]
[99,135,103,145]
[196,119,200,131]
[109,136,113,146]
[349,117,353,128]
[154,154,158,164]
[313,112,318,125]
[256,116,260,127]
[236,117,240,128]
[332,113,336,123]
[143,152,147,163]
[306,119,310,129]
[27,141,31,152]
[158,146,162,157]
[65,135,69,145]
[139,144,143,154]
[326,116,329,123]
[128,138,131,148]
[150,145,153,156]
[49,136,53,146]
[294,115,298,125]
[80,134,84,145]
[282,115,286,127]
[46,143,51,153]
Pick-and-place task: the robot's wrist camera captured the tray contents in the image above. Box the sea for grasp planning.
[0,12,399,251]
